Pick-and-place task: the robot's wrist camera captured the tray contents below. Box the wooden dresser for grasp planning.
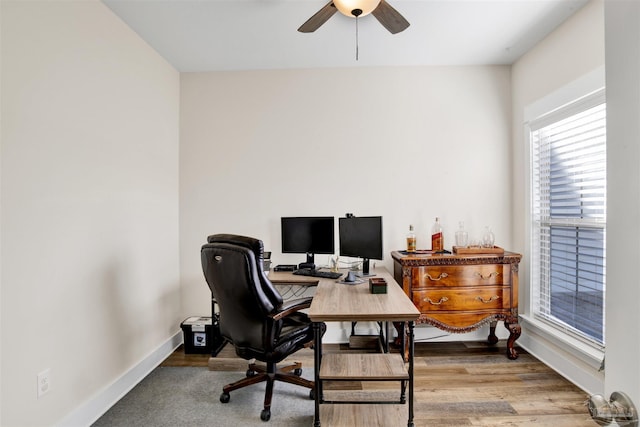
[391,250,522,359]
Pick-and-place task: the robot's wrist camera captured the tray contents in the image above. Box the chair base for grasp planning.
[219,360,314,421]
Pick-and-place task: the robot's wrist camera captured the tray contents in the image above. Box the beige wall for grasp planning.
[179,65,513,341]
[511,0,605,393]
[0,1,3,424]
[1,1,180,425]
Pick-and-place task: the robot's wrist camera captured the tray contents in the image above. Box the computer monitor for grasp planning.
[339,215,383,276]
[281,216,335,269]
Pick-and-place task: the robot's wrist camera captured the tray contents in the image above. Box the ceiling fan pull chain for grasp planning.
[350,8,363,61]
[355,15,359,60]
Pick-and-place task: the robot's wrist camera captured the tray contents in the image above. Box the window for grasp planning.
[530,90,606,348]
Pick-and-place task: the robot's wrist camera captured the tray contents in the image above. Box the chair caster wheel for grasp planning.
[220,392,230,403]
[309,389,315,400]
[246,369,257,377]
[294,368,302,376]
[260,408,271,421]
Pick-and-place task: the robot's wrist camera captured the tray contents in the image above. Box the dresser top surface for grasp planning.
[391,250,522,265]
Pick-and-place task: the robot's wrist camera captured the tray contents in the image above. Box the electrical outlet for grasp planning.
[37,369,51,398]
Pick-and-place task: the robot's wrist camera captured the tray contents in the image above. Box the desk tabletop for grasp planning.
[307,268,420,322]
[267,270,320,286]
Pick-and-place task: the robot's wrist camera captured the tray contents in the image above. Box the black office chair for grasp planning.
[201,234,322,421]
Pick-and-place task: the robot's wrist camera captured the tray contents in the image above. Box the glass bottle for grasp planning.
[482,226,495,248]
[455,221,468,248]
[406,224,417,253]
[431,217,443,252]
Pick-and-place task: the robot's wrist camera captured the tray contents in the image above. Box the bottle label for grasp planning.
[407,237,416,252]
[432,232,443,251]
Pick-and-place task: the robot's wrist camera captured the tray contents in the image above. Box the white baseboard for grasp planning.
[56,331,183,427]
[321,321,507,344]
[518,317,604,396]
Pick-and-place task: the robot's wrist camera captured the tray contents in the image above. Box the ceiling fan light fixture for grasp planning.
[333,0,381,18]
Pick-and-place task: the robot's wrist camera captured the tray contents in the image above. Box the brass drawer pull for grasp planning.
[475,272,500,280]
[425,272,449,281]
[425,296,449,305]
[476,295,500,304]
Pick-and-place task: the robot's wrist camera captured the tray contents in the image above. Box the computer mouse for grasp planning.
[345,271,357,283]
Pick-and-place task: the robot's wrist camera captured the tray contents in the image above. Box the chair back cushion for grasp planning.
[201,234,284,357]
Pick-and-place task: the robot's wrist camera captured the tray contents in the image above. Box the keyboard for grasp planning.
[293,269,343,279]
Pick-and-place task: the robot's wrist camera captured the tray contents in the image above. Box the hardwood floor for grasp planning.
[162,341,596,426]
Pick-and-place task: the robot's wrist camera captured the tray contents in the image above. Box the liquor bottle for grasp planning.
[406,225,417,253]
[431,217,443,252]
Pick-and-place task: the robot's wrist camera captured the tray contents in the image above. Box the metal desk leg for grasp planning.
[400,321,408,362]
[313,322,322,427]
[408,321,415,427]
[385,321,390,353]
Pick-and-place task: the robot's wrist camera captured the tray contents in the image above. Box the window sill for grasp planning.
[519,314,604,371]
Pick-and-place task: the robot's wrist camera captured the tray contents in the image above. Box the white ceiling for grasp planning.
[102,0,589,72]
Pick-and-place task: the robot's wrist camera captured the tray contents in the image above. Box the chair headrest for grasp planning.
[206,234,265,259]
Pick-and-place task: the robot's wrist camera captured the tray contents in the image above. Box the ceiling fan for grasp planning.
[298,0,410,34]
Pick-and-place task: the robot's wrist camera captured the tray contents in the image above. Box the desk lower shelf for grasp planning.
[320,404,407,426]
[319,353,408,381]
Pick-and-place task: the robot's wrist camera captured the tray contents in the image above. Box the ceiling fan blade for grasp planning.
[372,0,410,34]
[298,1,338,33]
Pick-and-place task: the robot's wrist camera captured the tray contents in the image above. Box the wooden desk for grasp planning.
[307,268,420,427]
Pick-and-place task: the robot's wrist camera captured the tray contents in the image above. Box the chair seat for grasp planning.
[272,313,315,363]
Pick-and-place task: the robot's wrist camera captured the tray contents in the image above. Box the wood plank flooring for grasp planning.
[161,341,597,426]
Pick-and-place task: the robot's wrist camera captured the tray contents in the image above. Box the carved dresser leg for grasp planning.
[504,320,521,360]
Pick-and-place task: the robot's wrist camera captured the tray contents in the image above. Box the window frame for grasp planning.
[526,86,607,354]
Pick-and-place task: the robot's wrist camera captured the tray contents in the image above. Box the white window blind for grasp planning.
[530,90,606,347]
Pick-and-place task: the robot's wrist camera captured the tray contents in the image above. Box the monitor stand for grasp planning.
[357,258,375,277]
[298,262,315,270]
[299,253,315,270]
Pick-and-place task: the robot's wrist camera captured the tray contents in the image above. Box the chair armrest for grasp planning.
[271,297,312,321]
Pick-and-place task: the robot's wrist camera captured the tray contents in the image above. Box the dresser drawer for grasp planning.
[412,286,511,312]
[411,264,510,288]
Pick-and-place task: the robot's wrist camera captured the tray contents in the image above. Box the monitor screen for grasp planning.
[281,217,335,256]
[339,216,383,261]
